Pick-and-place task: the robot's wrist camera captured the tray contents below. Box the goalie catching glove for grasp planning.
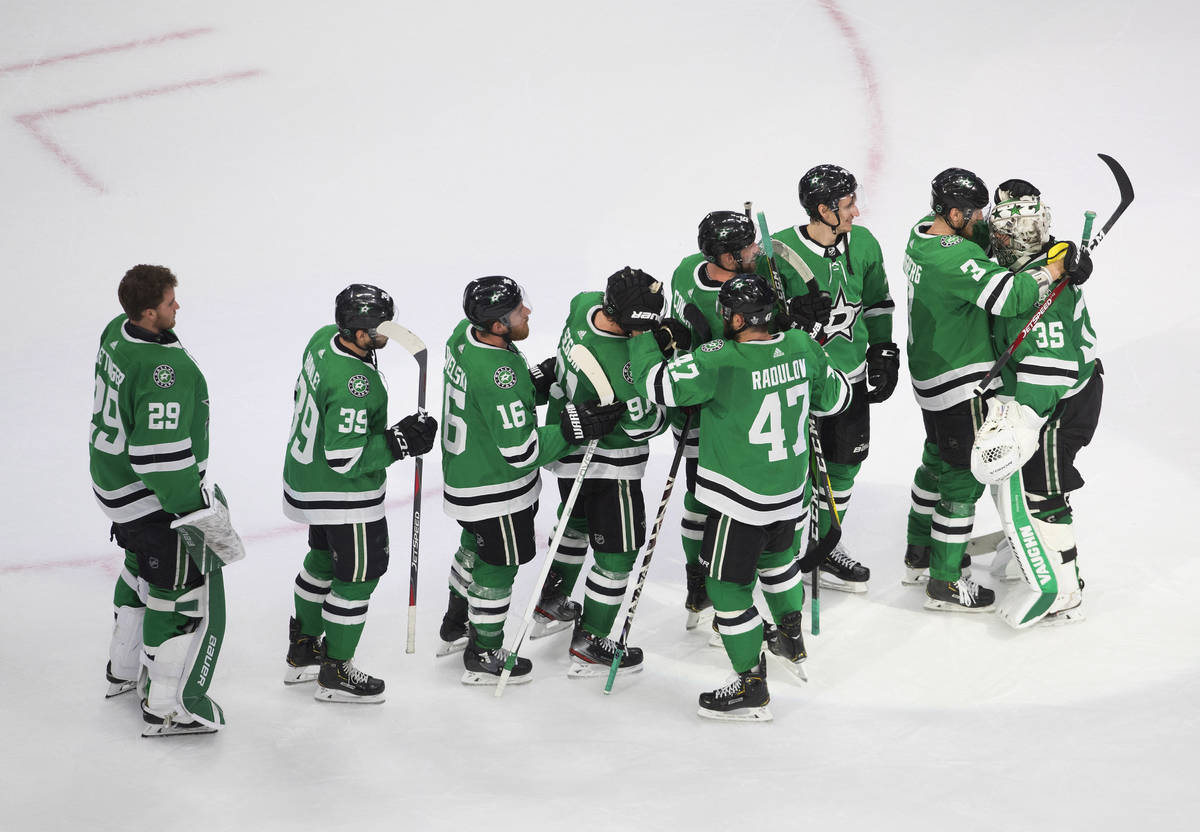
[171,484,246,573]
[385,410,438,460]
[560,399,627,445]
[970,399,1045,485]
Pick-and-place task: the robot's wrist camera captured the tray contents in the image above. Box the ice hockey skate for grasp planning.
[813,541,869,593]
[684,562,714,630]
[529,571,581,639]
[924,574,995,612]
[105,661,136,699]
[283,616,323,684]
[461,628,532,686]
[567,623,644,679]
[697,654,772,722]
[141,704,221,738]
[902,544,971,585]
[765,611,807,683]
[436,591,469,657]
[314,650,385,704]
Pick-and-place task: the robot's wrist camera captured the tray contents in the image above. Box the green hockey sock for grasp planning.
[756,547,805,622]
[548,515,589,595]
[113,550,144,609]
[581,550,636,637]
[681,491,710,567]
[293,548,333,637]
[707,578,764,673]
[322,578,378,661]
[468,561,518,650]
[144,583,200,649]
[448,530,477,600]
[907,441,944,546]
[930,467,985,582]
[817,461,859,537]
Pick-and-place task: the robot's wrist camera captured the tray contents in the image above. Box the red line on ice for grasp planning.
[0,27,214,74]
[818,0,885,185]
[14,69,263,193]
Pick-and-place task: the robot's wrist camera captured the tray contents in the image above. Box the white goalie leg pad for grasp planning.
[108,604,145,690]
[995,472,1059,629]
[143,573,226,733]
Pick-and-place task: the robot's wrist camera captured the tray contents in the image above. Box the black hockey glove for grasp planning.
[560,399,627,445]
[1047,240,1093,286]
[780,291,832,334]
[652,318,692,358]
[529,356,557,398]
[385,410,438,460]
[865,341,900,404]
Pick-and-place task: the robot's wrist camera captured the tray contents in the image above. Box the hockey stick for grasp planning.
[604,408,694,695]
[376,320,427,655]
[756,211,840,636]
[973,153,1133,396]
[495,344,615,697]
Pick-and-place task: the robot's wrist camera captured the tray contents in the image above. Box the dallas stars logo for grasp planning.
[622,362,633,384]
[153,364,175,389]
[819,286,861,344]
[494,366,517,389]
[348,374,371,398]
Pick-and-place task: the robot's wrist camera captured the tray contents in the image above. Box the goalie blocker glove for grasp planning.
[560,399,627,445]
[171,484,246,573]
[1047,240,1093,286]
[528,356,557,398]
[385,410,439,460]
[652,318,692,358]
[865,341,900,403]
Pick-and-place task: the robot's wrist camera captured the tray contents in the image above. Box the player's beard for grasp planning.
[507,320,530,341]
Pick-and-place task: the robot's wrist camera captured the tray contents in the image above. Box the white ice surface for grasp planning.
[2,1,1197,830]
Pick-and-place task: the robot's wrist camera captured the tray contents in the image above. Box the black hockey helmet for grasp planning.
[602,266,664,333]
[993,178,1041,205]
[698,211,757,265]
[335,284,394,340]
[799,163,858,222]
[718,274,777,328]
[931,167,989,217]
[463,275,524,331]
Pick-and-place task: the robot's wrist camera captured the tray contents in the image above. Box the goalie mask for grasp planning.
[988,196,1052,268]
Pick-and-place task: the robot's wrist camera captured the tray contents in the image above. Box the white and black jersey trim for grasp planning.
[863,298,895,319]
[695,466,808,525]
[325,445,364,473]
[283,482,387,525]
[621,403,666,443]
[714,607,762,637]
[976,270,1018,314]
[645,360,676,408]
[442,469,540,522]
[498,431,539,467]
[671,423,700,459]
[812,367,852,417]
[93,463,208,522]
[1014,356,1079,389]
[911,361,999,410]
[547,444,649,480]
[757,558,804,594]
[322,593,368,626]
[128,438,196,476]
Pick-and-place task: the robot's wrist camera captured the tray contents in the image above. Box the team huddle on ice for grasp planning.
[90,163,1102,732]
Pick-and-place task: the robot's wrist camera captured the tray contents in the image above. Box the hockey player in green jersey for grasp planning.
[91,265,245,736]
[537,267,677,678]
[970,179,1101,628]
[901,167,1090,611]
[668,210,762,627]
[633,275,851,721]
[763,164,898,593]
[437,276,626,685]
[282,284,438,703]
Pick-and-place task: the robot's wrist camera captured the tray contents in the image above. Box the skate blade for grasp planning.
[283,664,319,685]
[435,637,468,658]
[816,573,868,594]
[461,670,532,686]
[567,660,643,679]
[528,616,573,640]
[141,722,219,737]
[105,679,136,699]
[923,598,994,614]
[766,653,808,684]
[1041,601,1085,627]
[697,705,773,723]
[904,566,972,586]
[313,686,386,704]
[685,606,714,631]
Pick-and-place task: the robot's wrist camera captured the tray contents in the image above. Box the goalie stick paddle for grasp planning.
[495,344,615,697]
[973,153,1133,397]
[376,320,428,655]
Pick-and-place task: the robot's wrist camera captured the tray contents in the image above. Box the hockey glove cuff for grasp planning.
[171,484,246,573]
[560,399,627,445]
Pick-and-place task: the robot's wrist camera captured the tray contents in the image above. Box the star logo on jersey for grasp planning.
[700,340,725,352]
[940,236,962,247]
[622,362,633,385]
[152,364,175,389]
[348,374,371,398]
[494,366,517,389]
[820,286,861,344]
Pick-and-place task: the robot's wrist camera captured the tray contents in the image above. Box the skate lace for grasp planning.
[827,546,858,569]
[342,661,369,685]
[713,675,745,699]
[955,574,982,604]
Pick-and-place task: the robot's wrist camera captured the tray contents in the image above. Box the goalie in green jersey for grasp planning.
[970,179,1101,629]
[901,168,1090,612]
[282,284,438,703]
[760,163,898,594]
[436,276,625,685]
[90,265,245,736]
[633,275,851,721]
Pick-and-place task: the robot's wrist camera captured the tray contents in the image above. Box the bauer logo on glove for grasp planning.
[171,483,247,573]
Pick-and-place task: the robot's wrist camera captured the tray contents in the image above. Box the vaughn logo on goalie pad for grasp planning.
[1017,524,1054,587]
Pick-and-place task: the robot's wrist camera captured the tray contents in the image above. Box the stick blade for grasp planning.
[376,320,427,358]
[1097,153,1134,203]
[568,344,615,405]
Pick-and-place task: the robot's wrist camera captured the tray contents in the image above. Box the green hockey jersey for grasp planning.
[764,224,894,381]
[283,325,395,525]
[631,330,850,525]
[903,215,1047,411]
[669,252,725,345]
[90,315,209,523]
[441,319,572,522]
[992,253,1099,417]
[545,291,667,479]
